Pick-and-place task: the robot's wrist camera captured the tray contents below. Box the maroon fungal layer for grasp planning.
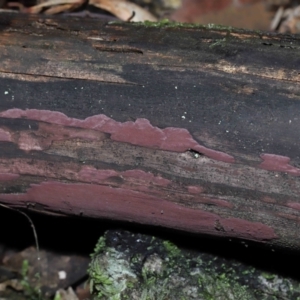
[260,153,300,176]
[0,181,277,241]
[0,109,234,163]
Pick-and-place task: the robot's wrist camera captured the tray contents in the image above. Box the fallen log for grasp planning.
[1,13,300,250]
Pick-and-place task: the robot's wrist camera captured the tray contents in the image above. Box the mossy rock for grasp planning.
[88,230,300,300]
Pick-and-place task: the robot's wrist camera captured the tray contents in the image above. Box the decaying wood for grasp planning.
[1,13,300,250]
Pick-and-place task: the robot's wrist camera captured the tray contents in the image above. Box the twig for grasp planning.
[0,203,40,261]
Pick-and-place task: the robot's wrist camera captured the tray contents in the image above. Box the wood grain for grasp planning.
[1,14,300,249]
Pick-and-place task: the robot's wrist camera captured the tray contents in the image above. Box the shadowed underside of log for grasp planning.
[0,14,300,249]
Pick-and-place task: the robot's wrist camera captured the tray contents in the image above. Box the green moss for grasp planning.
[88,234,137,300]
[88,249,137,300]
[162,240,181,258]
[20,260,42,300]
[53,293,61,300]
[261,272,276,280]
[197,272,252,300]
[88,230,300,300]
[90,236,106,258]
[109,19,238,32]
[142,19,205,29]
[141,20,237,33]
[206,23,233,31]
[140,274,170,300]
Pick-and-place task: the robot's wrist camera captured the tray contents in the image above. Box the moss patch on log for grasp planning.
[88,230,300,300]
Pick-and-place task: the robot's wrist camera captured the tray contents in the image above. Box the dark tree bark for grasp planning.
[1,13,300,249]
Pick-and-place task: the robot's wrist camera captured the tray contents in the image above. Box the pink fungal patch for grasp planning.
[121,169,170,186]
[0,173,19,181]
[187,186,204,194]
[18,132,43,151]
[5,122,106,152]
[78,166,171,187]
[205,198,232,208]
[220,218,277,240]
[0,128,11,142]
[220,218,277,241]
[78,168,119,182]
[259,154,300,176]
[0,109,234,163]
[286,202,300,211]
[0,181,277,241]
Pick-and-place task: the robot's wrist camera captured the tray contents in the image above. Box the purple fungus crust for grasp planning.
[0,109,234,163]
[0,181,277,242]
[260,153,300,176]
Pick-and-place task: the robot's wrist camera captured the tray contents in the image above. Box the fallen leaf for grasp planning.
[24,0,86,14]
[44,2,83,14]
[89,0,157,22]
[55,287,79,300]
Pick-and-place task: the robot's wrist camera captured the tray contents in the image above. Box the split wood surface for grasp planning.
[1,13,300,250]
